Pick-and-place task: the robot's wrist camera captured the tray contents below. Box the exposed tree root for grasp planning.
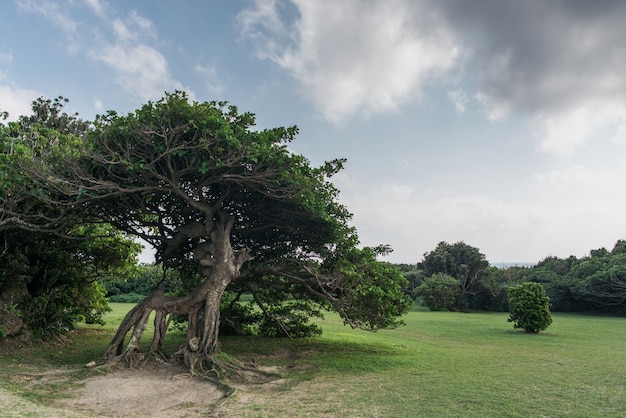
[98,347,280,400]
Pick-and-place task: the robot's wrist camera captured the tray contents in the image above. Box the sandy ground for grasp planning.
[55,365,227,417]
[0,340,300,417]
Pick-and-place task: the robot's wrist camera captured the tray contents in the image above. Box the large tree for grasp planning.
[419,241,489,310]
[0,97,90,232]
[25,92,411,373]
[1,98,138,337]
[569,241,626,313]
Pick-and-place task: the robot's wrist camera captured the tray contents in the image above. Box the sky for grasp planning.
[2,0,626,265]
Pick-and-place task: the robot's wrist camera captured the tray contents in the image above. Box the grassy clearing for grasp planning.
[1,303,625,417]
[219,307,626,417]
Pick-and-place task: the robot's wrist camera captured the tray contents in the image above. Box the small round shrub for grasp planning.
[507,281,552,333]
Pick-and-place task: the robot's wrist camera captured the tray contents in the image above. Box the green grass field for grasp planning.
[218,307,626,417]
[1,303,625,417]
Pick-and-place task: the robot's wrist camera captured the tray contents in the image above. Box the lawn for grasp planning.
[1,303,625,417]
[218,307,626,417]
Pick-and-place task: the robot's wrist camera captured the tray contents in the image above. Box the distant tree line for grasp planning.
[404,240,626,315]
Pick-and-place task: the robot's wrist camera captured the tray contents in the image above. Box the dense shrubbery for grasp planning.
[410,240,626,315]
[0,99,139,337]
[0,227,137,337]
[101,264,175,300]
[414,273,459,311]
[526,241,626,314]
[507,281,552,333]
[108,293,147,303]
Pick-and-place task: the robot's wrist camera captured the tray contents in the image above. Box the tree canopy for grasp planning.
[6,92,412,374]
[418,241,490,310]
[0,97,139,338]
[412,239,626,315]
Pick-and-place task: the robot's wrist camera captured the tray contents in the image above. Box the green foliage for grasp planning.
[419,241,489,311]
[17,279,110,337]
[507,282,552,333]
[396,264,423,294]
[514,241,626,314]
[4,93,414,350]
[1,96,89,232]
[320,246,414,330]
[101,264,173,298]
[5,302,20,316]
[417,239,626,315]
[108,293,146,304]
[0,97,142,337]
[219,292,262,336]
[0,225,138,336]
[568,247,626,313]
[19,96,90,137]
[257,300,323,338]
[468,267,511,312]
[81,92,409,336]
[414,273,459,311]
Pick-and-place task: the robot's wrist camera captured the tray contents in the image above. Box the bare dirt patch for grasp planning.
[57,364,226,417]
[0,343,302,417]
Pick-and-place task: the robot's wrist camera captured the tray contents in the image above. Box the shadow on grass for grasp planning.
[221,335,408,376]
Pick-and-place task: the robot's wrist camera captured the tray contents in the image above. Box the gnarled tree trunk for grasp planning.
[102,214,251,373]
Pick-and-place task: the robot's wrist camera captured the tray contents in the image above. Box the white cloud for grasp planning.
[16,0,81,53]
[238,0,288,51]
[91,44,186,102]
[16,0,189,103]
[336,167,626,263]
[194,64,225,96]
[533,100,626,155]
[534,162,626,202]
[240,1,626,156]
[0,52,13,65]
[435,2,626,154]
[111,18,135,42]
[84,5,191,101]
[0,84,41,120]
[110,11,157,43]
[448,89,469,114]
[474,91,510,121]
[337,178,535,262]
[93,97,104,112]
[240,0,459,124]
[83,0,107,18]
[17,0,77,33]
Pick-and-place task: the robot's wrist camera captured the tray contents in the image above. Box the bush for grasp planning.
[507,281,552,333]
[0,227,134,337]
[18,281,111,337]
[108,293,146,303]
[257,301,323,338]
[414,273,459,311]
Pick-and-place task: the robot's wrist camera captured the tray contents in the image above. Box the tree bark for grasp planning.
[181,282,229,373]
[101,213,252,373]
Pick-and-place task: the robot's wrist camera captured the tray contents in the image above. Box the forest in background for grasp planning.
[397,240,626,314]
